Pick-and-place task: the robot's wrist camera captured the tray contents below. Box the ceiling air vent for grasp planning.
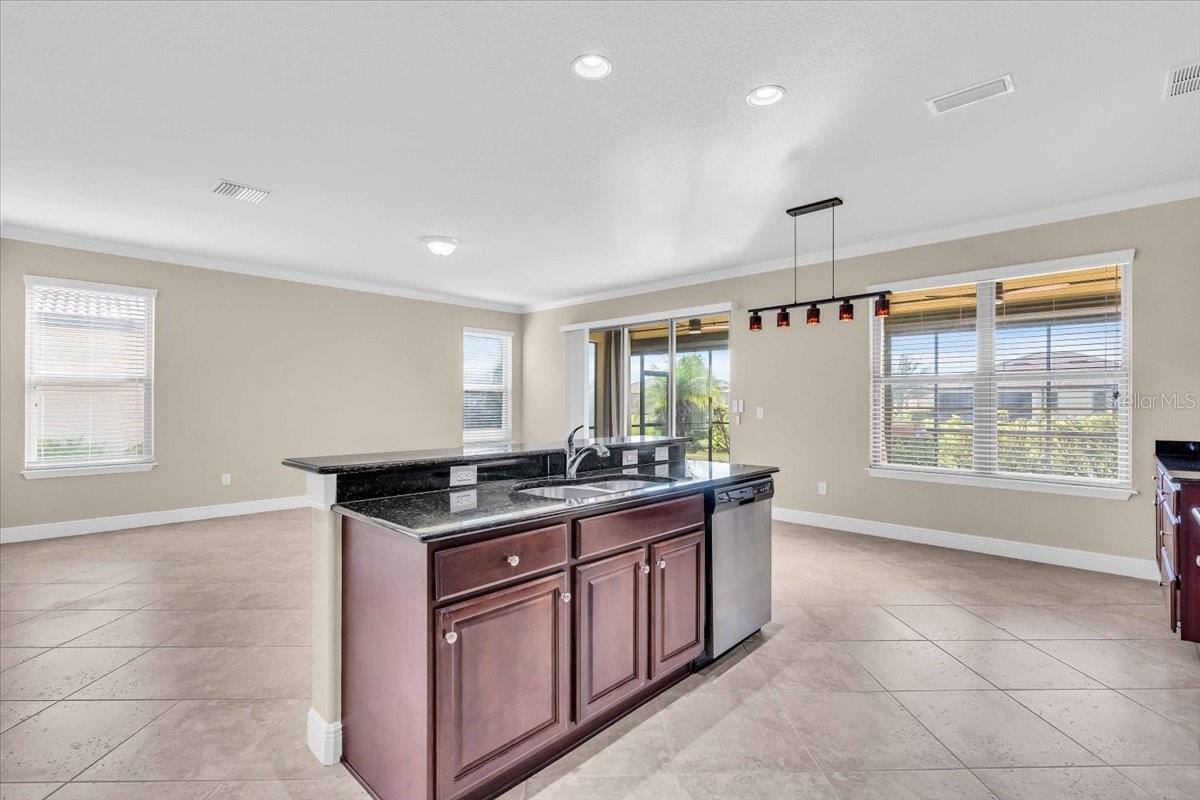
[926,74,1014,116]
[1165,62,1200,99]
[211,179,271,204]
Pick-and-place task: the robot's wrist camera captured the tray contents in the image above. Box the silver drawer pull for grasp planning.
[444,631,458,645]
[658,559,667,570]
[641,563,650,574]
[505,554,521,567]
[561,592,572,604]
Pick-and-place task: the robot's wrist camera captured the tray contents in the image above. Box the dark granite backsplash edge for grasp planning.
[333,441,688,504]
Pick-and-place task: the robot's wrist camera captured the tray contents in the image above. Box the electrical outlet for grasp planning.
[449,489,477,512]
[655,463,670,477]
[220,473,232,486]
[654,446,669,462]
[818,481,827,496]
[622,466,638,475]
[755,406,765,420]
[449,464,477,487]
[622,450,638,466]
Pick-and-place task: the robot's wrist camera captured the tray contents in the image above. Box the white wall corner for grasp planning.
[306,707,343,765]
[305,472,338,509]
[772,506,1159,581]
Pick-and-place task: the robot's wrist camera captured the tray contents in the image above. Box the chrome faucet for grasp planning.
[565,425,609,479]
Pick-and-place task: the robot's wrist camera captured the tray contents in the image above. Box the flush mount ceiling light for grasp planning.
[746,84,786,107]
[421,235,458,256]
[748,197,892,331]
[572,54,612,80]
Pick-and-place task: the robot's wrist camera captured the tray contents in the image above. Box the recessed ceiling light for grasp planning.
[421,235,458,256]
[572,54,612,80]
[746,85,786,107]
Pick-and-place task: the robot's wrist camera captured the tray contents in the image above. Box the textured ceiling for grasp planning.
[2,1,1197,310]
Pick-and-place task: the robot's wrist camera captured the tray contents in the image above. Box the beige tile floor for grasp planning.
[0,509,1197,799]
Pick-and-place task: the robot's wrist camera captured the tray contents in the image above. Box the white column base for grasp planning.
[307,707,343,765]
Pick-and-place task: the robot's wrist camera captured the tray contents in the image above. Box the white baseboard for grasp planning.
[773,506,1159,581]
[0,495,308,544]
[307,707,343,765]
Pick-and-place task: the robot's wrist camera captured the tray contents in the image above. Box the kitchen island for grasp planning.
[283,436,777,800]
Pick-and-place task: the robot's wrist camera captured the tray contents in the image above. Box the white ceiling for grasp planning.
[2,1,1198,312]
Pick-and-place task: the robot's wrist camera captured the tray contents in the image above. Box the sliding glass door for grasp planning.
[584,313,729,461]
[672,315,730,462]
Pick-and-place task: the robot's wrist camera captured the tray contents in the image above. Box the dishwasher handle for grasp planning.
[714,479,774,509]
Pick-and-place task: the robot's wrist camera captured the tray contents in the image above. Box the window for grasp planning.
[462,328,512,443]
[870,254,1131,497]
[24,275,156,477]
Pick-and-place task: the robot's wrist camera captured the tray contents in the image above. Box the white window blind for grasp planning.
[24,276,156,474]
[871,260,1131,491]
[462,328,512,443]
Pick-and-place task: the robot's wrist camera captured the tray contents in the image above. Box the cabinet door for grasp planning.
[436,572,570,800]
[649,529,706,680]
[575,547,648,722]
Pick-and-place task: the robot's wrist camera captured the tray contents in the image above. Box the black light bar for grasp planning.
[786,197,843,217]
[748,290,890,316]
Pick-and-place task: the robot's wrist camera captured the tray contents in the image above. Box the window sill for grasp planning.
[867,467,1136,500]
[22,462,157,480]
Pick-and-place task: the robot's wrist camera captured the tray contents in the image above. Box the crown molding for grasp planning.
[4,179,1196,316]
[518,179,1200,313]
[0,224,524,314]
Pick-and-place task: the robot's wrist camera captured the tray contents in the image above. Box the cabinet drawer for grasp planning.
[574,494,704,560]
[434,524,568,603]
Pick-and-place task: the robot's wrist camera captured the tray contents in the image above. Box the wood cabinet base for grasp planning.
[341,494,709,800]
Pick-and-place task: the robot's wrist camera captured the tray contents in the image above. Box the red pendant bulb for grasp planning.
[839,299,854,321]
[776,309,790,328]
[875,294,890,317]
[749,313,763,331]
[806,304,820,325]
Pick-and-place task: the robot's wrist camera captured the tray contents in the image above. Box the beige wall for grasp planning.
[0,239,522,527]
[522,199,1200,561]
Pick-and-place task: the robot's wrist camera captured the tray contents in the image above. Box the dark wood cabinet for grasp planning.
[435,573,571,800]
[343,493,710,800]
[650,529,706,679]
[574,547,649,722]
[1156,456,1200,642]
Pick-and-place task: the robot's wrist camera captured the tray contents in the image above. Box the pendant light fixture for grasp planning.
[748,197,891,330]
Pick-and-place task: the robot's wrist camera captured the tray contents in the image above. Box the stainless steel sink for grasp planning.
[581,479,664,492]
[518,485,612,500]
[516,476,673,500]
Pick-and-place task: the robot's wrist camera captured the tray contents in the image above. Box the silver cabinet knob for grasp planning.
[1196,556,1199,567]
[505,554,520,567]
[641,563,650,574]
[658,559,667,570]
[444,631,458,645]
[561,592,572,603]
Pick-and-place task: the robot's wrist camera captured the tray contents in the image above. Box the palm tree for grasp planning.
[642,352,730,460]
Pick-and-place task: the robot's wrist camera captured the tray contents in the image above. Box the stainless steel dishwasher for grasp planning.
[707,477,774,658]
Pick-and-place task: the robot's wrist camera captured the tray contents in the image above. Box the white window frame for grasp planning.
[866,250,1135,500]
[462,327,513,444]
[22,275,157,479]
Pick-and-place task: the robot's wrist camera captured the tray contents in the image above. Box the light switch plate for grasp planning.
[755,406,765,419]
[654,446,669,462]
[622,450,639,466]
[449,464,477,486]
[818,481,828,496]
[449,489,477,512]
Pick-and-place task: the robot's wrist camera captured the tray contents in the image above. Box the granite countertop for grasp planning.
[283,435,689,474]
[334,460,778,541]
[1158,455,1200,483]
